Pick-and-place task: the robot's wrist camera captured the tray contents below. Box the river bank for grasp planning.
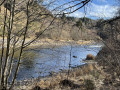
[11,56,120,90]
[11,60,107,90]
[27,39,95,47]
[10,41,120,90]
[0,37,95,48]
[13,42,101,81]
[0,37,104,89]
[13,56,120,90]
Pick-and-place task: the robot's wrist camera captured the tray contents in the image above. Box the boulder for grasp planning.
[73,56,77,58]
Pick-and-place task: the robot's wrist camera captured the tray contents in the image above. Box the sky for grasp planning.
[43,0,119,20]
[68,0,119,19]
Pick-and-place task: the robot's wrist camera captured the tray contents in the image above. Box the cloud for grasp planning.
[48,0,118,19]
[97,0,107,3]
[69,11,85,18]
[87,3,119,18]
[68,3,119,19]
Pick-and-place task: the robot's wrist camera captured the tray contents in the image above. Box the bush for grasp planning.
[84,79,95,90]
[86,54,95,60]
[32,86,41,90]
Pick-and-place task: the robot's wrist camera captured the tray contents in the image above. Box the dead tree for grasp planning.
[0,0,92,89]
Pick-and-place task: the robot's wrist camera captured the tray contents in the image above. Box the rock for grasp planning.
[73,56,77,58]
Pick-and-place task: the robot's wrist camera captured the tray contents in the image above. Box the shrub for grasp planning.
[86,54,95,60]
[60,79,80,88]
[84,79,95,90]
[32,86,41,90]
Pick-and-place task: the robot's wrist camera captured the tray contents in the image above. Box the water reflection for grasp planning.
[21,51,38,69]
[15,44,102,80]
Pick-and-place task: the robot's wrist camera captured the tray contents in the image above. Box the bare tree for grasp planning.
[0,0,92,89]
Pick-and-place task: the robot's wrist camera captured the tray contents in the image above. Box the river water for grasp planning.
[10,43,102,81]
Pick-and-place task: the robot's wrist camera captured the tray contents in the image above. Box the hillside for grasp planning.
[0,1,98,41]
[95,16,120,89]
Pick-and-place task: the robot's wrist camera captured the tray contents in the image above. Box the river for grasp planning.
[9,43,103,81]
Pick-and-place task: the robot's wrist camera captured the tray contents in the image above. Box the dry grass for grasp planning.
[86,54,95,60]
[21,63,105,90]
[11,58,106,90]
